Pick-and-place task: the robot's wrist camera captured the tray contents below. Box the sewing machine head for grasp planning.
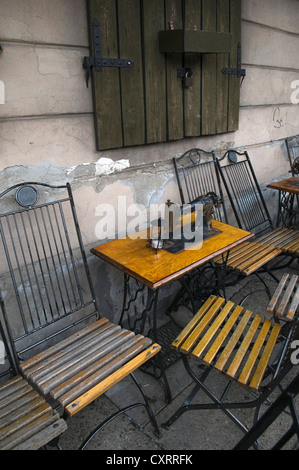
[189,192,222,231]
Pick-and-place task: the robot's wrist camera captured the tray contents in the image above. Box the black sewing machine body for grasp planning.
[148,192,222,254]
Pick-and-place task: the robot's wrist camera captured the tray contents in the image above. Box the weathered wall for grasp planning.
[0,0,298,320]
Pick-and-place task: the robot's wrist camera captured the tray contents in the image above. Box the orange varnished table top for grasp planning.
[267,177,299,195]
[91,220,253,290]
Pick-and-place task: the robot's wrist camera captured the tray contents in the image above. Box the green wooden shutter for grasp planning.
[87,0,242,151]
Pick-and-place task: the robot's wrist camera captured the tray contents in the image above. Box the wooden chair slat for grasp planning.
[55,337,155,406]
[225,314,262,379]
[242,249,281,275]
[23,321,119,381]
[276,274,298,317]
[0,402,51,441]
[234,246,280,272]
[180,297,227,354]
[13,418,67,451]
[0,390,39,419]
[201,305,243,365]
[231,241,271,259]
[258,228,290,245]
[0,409,62,450]
[225,242,261,260]
[212,309,253,374]
[214,241,281,277]
[0,397,48,432]
[238,320,272,387]
[287,287,299,321]
[27,327,132,386]
[249,322,281,391]
[285,239,299,254]
[0,374,67,450]
[263,230,299,249]
[266,273,299,321]
[19,317,109,374]
[38,332,143,395]
[191,301,237,360]
[65,343,161,416]
[0,382,32,409]
[171,295,219,351]
[266,273,289,315]
[0,375,23,395]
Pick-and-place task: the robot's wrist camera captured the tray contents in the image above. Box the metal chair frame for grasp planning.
[0,182,98,357]
[0,181,161,448]
[285,135,299,176]
[216,149,299,266]
[162,293,299,449]
[216,150,273,235]
[234,371,299,450]
[173,148,227,223]
[173,149,280,304]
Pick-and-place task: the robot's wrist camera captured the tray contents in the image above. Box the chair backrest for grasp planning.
[285,135,299,176]
[215,150,274,235]
[173,148,227,223]
[0,182,99,361]
[0,298,18,379]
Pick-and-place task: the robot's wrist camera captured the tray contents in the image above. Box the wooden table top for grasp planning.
[267,176,299,195]
[91,220,253,289]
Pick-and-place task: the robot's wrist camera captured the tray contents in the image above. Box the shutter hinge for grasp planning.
[83,18,134,87]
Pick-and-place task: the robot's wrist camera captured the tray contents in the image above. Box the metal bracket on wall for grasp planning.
[83,18,134,87]
[221,42,246,80]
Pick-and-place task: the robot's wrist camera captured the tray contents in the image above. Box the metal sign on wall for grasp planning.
[86,0,242,151]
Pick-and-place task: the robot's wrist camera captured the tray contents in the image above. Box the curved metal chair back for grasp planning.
[216,150,273,236]
[0,182,98,361]
[173,148,227,223]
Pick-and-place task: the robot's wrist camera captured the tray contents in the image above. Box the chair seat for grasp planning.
[0,375,67,450]
[171,295,282,392]
[258,227,299,256]
[266,273,299,321]
[214,240,282,275]
[19,318,161,416]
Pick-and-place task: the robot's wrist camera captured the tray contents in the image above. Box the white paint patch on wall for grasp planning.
[94,158,130,176]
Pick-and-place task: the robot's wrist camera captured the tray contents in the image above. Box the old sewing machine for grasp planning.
[148,192,222,254]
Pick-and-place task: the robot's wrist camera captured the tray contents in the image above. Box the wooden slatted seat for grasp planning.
[266,273,299,322]
[0,375,67,450]
[18,318,160,415]
[213,240,281,276]
[162,292,299,440]
[258,227,299,257]
[171,295,282,391]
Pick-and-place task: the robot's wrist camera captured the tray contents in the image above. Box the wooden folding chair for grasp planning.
[173,149,281,305]
[162,284,299,447]
[215,149,299,264]
[0,182,161,449]
[0,300,67,450]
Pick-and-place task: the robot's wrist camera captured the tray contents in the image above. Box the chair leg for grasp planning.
[162,355,292,439]
[162,367,211,430]
[78,372,161,450]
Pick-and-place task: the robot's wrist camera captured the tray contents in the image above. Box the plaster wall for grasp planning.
[0,0,298,320]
